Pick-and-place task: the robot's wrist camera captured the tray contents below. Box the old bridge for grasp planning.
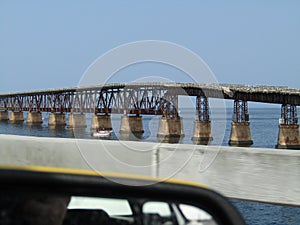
[0,82,299,149]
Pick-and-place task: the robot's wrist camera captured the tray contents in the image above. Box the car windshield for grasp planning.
[68,196,132,216]
[0,191,218,225]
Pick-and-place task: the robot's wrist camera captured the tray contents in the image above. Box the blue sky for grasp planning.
[1,1,300,93]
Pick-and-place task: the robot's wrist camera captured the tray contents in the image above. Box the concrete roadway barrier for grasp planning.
[0,134,299,207]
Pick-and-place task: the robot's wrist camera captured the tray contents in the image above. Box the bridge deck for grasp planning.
[1,82,300,105]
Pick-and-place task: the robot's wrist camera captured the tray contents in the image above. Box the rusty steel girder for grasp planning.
[232,100,249,123]
[0,86,183,118]
[280,104,298,125]
[196,96,210,121]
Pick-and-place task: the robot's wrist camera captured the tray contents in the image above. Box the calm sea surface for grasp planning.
[0,107,300,225]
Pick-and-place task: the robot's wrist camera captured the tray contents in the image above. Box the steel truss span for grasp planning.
[0,83,299,117]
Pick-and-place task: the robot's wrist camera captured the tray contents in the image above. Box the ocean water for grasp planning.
[0,107,300,225]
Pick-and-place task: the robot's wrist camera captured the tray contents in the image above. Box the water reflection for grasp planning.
[192,137,213,145]
[48,125,71,138]
[69,128,88,139]
[119,132,144,141]
[8,120,24,125]
[157,136,183,144]
[27,124,43,136]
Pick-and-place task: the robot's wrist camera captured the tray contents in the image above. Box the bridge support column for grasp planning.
[157,116,184,138]
[120,115,144,134]
[229,100,253,146]
[68,113,87,128]
[229,122,253,146]
[192,121,213,144]
[91,114,112,131]
[0,111,9,120]
[48,113,66,126]
[192,96,213,145]
[9,112,24,122]
[27,112,43,124]
[276,104,300,149]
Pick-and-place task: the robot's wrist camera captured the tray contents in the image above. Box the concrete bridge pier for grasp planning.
[192,120,213,144]
[192,96,213,145]
[229,100,253,146]
[276,104,300,149]
[120,115,144,134]
[9,111,24,122]
[91,114,112,131]
[0,111,9,120]
[157,116,184,138]
[68,113,87,128]
[48,112,66,126]
[27,112,43,124]
[229,122,253,146]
